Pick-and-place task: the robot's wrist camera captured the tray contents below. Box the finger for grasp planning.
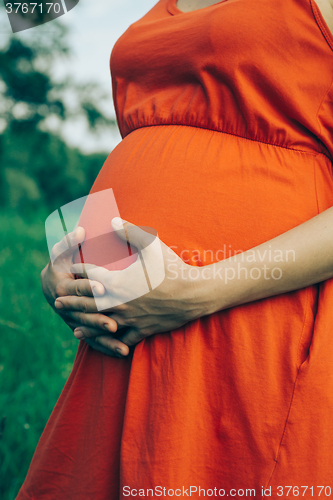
[104,314,130,329]
[75,329,129,357]
[73,324,120,340]
[53,308,115,335]
[111,218,157,251]
[58,310,118,333]
[70,263,108,281]
[51,227,85,264]
[117,328,146,347]
[62,278,105,297]
[55,295,100,313]
[56,294,119,314]
[94,335,130,357]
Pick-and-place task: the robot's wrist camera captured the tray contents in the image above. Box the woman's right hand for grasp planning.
[41,227,130,357]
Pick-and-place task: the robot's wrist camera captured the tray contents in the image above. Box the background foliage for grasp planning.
[0,13,117,499]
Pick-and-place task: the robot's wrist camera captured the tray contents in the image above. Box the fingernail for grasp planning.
[116,348,123,356]
[112,217,123,228]
[92,285,103,296]
[104,323,113,332]
[74,329,84,339]
[55,300,63,309]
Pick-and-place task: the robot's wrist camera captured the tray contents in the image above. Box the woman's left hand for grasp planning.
[54,218,211,353]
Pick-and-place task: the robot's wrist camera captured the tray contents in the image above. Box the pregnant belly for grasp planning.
[79,124,332,268]
[73,125,333,479]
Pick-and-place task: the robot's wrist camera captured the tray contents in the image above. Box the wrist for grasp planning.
[198,258,257,315]
[181,261,239,319]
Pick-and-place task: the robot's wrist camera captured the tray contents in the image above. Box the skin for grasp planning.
[42,0,333,358]
[176,0,230,11]
[316,0,333,32]
[41,227,120,355]
[49,206,333,357]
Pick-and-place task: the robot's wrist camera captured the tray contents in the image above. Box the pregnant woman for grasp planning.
[17,0,333,498]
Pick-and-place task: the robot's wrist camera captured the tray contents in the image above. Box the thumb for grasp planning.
[111,218,157,251]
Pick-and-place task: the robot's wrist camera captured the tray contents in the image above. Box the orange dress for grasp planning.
[17,0,333,498]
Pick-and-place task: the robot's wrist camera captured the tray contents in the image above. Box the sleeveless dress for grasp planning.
[17,0,333,498]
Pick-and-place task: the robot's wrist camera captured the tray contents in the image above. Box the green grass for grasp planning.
[0,210,78,500]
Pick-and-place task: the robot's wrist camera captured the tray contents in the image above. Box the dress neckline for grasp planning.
[167,0,228,16]
[166,0,333,52]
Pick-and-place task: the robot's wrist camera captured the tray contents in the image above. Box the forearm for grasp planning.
[53,213,333,349]
[202,206,333,314]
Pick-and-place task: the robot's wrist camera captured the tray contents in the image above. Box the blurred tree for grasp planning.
[0,22,115,131]
[0,14,117,213]
[0,10,118,500]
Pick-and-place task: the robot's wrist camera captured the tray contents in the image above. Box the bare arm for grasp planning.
[202,205,333,315]
[55,209,333,352]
